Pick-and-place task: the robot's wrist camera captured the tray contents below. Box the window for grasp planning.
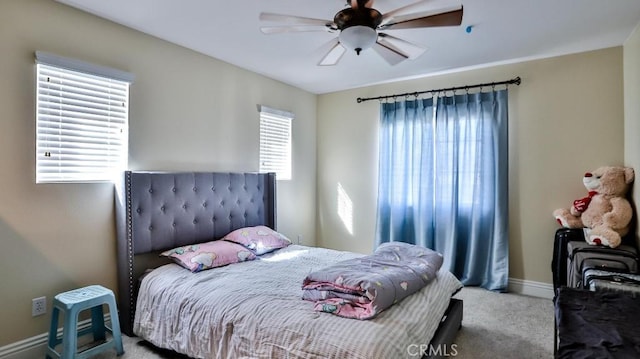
[35,52,134,183]
[386,101,483,208]
[258,105,293,180]
[432,112,483,207]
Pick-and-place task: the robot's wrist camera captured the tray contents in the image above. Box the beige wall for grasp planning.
[317,47,625,284]
[0,0,317,345]
[624,24,640,249]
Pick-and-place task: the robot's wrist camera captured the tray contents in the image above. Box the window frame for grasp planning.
[34,52,134,184]
[258,105,293,181]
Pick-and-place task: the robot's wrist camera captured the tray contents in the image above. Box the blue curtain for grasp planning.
[375,90,509,291]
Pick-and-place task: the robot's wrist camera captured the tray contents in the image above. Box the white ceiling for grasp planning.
[55,0,640,94]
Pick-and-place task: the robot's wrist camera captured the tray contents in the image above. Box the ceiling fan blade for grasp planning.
[260,25,333,34]
[385,5,462,24]
[380,6,463,30]
[372,41,409,66]
[260,12,334,27]
[318,38,346,66]
[381,0,434,23]
[377,33,426,59]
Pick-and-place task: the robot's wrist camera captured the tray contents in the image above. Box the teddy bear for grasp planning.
[553,166,635,248]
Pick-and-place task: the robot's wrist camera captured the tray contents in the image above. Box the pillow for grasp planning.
[223,225,291,255]
[160,240,256,272]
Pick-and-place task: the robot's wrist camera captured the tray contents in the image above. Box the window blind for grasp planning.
[259,106,293,181]
[35,56,131,183]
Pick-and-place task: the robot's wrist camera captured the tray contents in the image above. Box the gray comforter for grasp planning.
[135,245,462,359]
[302,242,444,319]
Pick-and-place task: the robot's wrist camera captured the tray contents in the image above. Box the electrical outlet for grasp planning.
[32,296,46,317]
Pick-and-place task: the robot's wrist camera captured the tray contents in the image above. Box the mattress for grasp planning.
[134,245,463,359]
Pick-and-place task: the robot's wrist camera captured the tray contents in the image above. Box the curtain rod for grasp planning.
[356,76,521,103]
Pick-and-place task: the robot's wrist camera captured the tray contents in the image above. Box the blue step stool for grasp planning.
[46,285,124,359]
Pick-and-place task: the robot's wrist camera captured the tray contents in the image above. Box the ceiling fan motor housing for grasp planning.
[334,7,382,30]
[335,7,382,54]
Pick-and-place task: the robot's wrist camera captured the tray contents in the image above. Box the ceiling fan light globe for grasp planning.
[339,25,377,54]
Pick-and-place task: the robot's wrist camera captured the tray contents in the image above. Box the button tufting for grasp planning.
[172,188,176,192]
[149,226,153,230]
[161,206,165,211]
[172,223,177,227]
[136,208,141,213]
[193,187,197,192]
[148,189,153,193]
[193,219,198,224]
[182,204,187,209]
[203,202,207,207]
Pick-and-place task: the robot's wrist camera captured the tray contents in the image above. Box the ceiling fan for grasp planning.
[259,0,464,66]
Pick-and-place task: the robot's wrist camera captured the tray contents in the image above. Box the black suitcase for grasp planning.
[552,228,586,291]
[583,268,640,297]
[567,241,639,288]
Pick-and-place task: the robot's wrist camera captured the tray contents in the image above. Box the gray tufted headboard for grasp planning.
[115,171,276,335]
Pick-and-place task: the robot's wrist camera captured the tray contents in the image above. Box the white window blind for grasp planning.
[35,52,133,183]
[259,105,293,181]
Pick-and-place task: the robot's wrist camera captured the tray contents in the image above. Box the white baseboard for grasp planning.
[0,333,47,359]
[0,316,111,359]
[508,278,554,299]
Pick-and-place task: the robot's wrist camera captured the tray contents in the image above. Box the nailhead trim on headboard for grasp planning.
[125,170,136,334]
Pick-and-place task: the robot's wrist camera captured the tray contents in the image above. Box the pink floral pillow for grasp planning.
[160,240,256,272]
[223,226,291,255]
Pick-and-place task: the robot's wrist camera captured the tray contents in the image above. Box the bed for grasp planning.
[115,171,464,359]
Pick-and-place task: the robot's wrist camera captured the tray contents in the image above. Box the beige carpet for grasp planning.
[453,287,554,358]
[93,287,554,358]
